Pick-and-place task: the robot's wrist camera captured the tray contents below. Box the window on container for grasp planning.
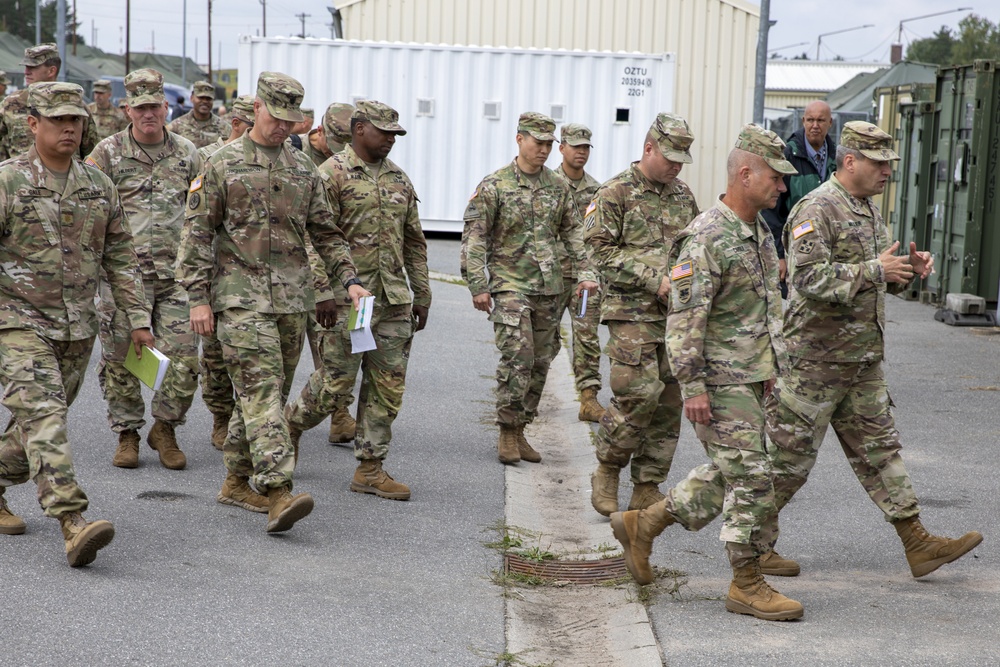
[484,101,501,120]
[615,108,630,124]
[550,104,565,122]
[417,99,434,117]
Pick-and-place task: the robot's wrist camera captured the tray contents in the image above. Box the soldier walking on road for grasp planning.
[0,44,100,161]
[87,79,129,140]
[611,124,803,621]
[196,94,255,450]
[286,100,430,500]
[462,112,597,465]
[585,114,699,516]
[0,82,153,566]
[86,68,202,472]
[167,81,227,149]
[553,123,606,423]
[765,121,982,577]
[176,72,365,532]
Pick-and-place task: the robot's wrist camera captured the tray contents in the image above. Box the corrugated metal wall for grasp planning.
[335,0,759,208]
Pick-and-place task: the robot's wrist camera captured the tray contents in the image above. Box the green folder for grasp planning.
[124,344,171,391]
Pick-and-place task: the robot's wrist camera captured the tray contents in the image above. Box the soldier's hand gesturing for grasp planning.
[879,241,915,284]
[908,241,934,279]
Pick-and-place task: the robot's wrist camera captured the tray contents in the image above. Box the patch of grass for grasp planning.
[430,271,467,286]
[519,546,556,562]
[482,520,538,552]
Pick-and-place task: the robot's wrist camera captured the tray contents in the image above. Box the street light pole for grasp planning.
[816,24,873,60]
[897,7,972,43]
[261,0,266,38]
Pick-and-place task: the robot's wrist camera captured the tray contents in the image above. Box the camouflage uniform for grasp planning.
[86,98,202,435]
[554,158,603,393]
[765,125,920,531]
[461,113,595,428]
[87,80,128,140]
[167,82,227,149]
[287,112,429,461]
[0,86,149,518]
[0,71,8,102]
[664,195,788,566]
[299,131,331,167]
[585,116,699,484]
[176,73,358,492]
[0,72,99,162]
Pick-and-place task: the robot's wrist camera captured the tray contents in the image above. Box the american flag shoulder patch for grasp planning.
[189,176,203,192]
[84,156,102,171]
[671,261,693,280]
[585,200,597,216]
[791,220,815,239]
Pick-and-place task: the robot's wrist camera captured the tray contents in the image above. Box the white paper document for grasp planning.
[348,295,377,354]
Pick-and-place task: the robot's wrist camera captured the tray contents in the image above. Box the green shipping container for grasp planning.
[926,60,1000,304]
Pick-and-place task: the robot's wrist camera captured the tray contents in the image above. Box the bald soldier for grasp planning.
[0,44,99,161]
[167,81,228,149]
[585,114,699,517]
[176,72,366,533]
[87,79,129,140]
[0,82,153,566]
[553,123,606,423]
[462,112,597,465]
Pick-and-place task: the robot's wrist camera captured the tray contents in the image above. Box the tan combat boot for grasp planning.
[760,550,801,577]
[725,560,803,621]
[628,482,665,511]
[59,512,115,567]
[514,426,541,463]
[210,411,231,451]
[578,387,606,423]
[147,420,187,470]
[610,504,675,585]
[351,459,411,500]
[112,429,140,468]
[497,426,520,465]
[894,516,983,578]
[217,474,268,513]
[328,407,356,444]
[266,486,314,533]
[0,487,26,535]
[590,463,620,516]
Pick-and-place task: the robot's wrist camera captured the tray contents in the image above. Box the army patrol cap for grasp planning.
[125,68,165,106]
[256,71,305,123]
[28,82,88,117]
[299,107,315,119]
[0,71,10,86]
[560,123,593,147]
[192,80,215,100]
[19,43,59,67]
[734,123,798,175]
[92,79,112,94]
[517,112,556,141]
[650,113,694,164]
[323,102,354,148]
[230,94,255,124]
[352,100,406,135]
[840,121,900,161]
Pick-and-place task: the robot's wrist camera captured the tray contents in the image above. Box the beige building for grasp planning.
[334,0,760,207]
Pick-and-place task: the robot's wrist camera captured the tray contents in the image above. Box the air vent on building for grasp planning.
[550,104,565,122]
[484,101,501,120]
[615,108,630,123]
[417,98,435,117]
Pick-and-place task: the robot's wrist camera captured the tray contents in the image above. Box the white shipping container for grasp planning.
[238,37,676,232]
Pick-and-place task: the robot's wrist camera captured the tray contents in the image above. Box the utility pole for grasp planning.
[182,0,187,85]
[125,0,131,74]
[296,12,310,39]
[207,0,213,83]
[56,0,66,81]
[260,0,266,38]
[35,1,40,44]
[72,0,77,55]
[752,0,771,125]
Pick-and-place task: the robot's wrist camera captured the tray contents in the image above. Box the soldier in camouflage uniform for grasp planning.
[87,79,129,140]
[176,71,366,533]
[86,68,202,473]
[462,112,597,465]
[0,72,9,101]
[553,123,606,423]
[585,113,699,517]
[765,121,982,577]
[0,44,100,161]
[611,124,804,621]
[287,100,430,500]
[167,80,227,149]
[196,94,255,450]
[0,82,153,566]
[323,103,353,156]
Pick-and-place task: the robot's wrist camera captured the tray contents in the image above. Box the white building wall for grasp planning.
[334,0,760,208]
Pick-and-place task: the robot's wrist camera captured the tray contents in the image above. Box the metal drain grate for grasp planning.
[136,491,191,501]
[504,554,628,584]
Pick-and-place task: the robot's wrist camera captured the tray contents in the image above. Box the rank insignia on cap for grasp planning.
[792,220,815,239]
[671,261,693,280]
[189,176,203,192]
[585,200,597,217]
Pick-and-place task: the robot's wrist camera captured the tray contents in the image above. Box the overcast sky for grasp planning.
[73,1,982,73]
